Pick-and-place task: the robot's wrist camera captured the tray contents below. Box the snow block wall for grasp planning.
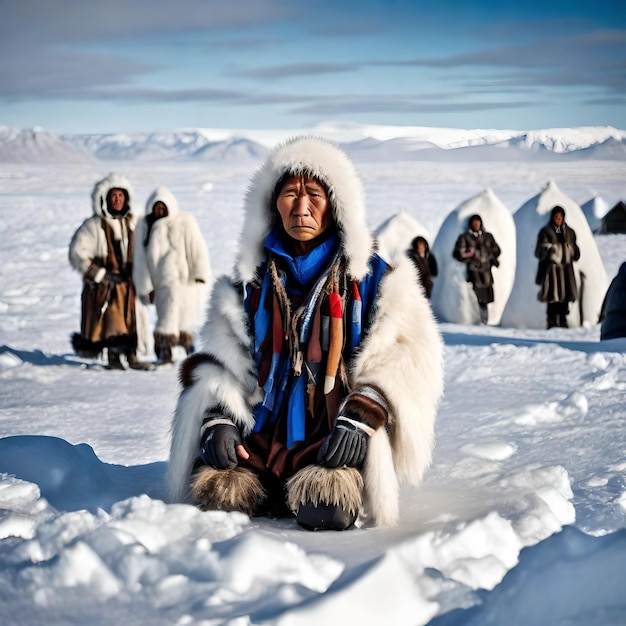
[430,189,516,325]
[374,210,433,265]
[501,180,608,329]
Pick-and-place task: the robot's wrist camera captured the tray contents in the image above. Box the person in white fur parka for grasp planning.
[69,172,151,371]
[167,136,444,530]
[133,187,212,364]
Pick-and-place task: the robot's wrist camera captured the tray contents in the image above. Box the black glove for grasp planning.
[317,416,370,468]
[200,417,242,469]
[103,271,126,285]
[318,385,390,468]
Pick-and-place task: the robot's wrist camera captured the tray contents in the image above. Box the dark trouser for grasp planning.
[547,301,569,328]
[479,303,489,324]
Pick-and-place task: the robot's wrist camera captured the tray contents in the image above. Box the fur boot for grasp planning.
[127,352,155,371]
[286,465,363,530]
[154,331,177,364]
[179,331,195,355]
[191,466,267,516]
[107,348,124,370]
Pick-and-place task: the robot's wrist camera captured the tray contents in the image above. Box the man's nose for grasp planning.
[292,193,311,215]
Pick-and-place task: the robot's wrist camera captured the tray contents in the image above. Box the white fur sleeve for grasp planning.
[68,217,101,275]
[131,218,153,297]
[351,254,444,486]
[166,276,261,503]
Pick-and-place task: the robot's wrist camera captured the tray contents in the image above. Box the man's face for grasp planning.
[108,189,126,214]
[470,218,481,231]
[276,175,333,249]
[153,201,168,219]
[553,212,564,227]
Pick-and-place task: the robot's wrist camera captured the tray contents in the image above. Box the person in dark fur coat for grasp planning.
[69,172,152,370]
[167,136,444,530]
[408,235,438,298]
[535,205,581,329]
[453,214,501,324]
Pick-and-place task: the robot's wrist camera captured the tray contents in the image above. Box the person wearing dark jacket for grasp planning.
[535,206,581,329]
[408,236,438,298]
[453,214,501,324]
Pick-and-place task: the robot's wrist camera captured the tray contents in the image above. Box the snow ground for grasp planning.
[0,159,625,625]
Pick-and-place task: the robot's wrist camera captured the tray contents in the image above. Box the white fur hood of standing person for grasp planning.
[501,180,608,329]
[69,172,137,276]
[430,189,516,326]
[167,135,445,527]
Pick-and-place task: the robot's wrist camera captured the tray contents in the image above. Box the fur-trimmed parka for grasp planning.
[133,187,212,343]
[68,172,139,357]
[535,220,580,304]
[167,136,444,527]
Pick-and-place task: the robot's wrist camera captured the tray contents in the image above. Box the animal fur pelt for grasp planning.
[286,465,363,516]
[191,466,266,516]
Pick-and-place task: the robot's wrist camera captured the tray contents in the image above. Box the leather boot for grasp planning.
[296,501,357,531]
[179,331,195,355]
[107,349,125,370]
[127,352,155,371]
[154,332,176,364]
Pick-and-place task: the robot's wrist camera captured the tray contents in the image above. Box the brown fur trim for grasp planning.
[154,331,178,349]
[179,331,195,353]
[178,353,223,389]
[190,466,267,516]
[341,384,390,430]
[286,465,363,516]
[342,395,387,430]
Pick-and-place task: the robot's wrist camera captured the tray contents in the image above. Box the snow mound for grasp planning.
[374,210,433,265]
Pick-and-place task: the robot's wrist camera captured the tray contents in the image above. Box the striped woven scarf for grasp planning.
[249,249,363,447]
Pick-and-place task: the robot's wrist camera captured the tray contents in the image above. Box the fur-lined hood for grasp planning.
[235,136,374,284]
[145,186,180,220]
[91,172,134,219]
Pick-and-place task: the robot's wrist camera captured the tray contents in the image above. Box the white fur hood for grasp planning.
[91,172,134,219]
[145,186,181,220]
[235,136,374,284]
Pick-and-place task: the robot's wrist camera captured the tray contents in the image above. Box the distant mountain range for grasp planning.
[1,123,625,163]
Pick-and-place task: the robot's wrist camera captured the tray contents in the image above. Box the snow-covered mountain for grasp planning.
[0,126,93,163]
[0,123,625,163]
[62,130,269,162]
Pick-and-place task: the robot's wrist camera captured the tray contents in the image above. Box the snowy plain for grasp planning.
[1,150,626,625]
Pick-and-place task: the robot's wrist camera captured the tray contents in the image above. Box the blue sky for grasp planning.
[1,0,625,134]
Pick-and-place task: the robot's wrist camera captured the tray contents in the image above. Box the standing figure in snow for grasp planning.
[133,187,212,364]
[453,214,501,324]
[69,172,151,370]
[408,235,438,298]
[167,136,444,530]
[535,205,581,329]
